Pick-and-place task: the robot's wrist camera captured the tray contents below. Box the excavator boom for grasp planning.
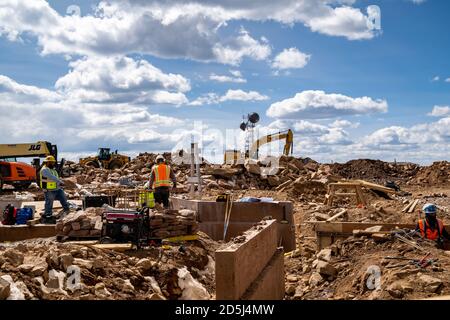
[249,129,293,159]
[0,141,57,159]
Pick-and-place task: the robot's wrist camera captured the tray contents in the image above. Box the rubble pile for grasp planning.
[409,161,450,186]
[285,236,450,300]
[330,159,419,185]
[0,233,218,300]
[55,208,104,239]
[150,209,199,238]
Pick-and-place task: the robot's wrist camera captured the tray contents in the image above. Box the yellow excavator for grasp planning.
[224,129,294,164]
[79,148,130,170]
[0,141,63,190]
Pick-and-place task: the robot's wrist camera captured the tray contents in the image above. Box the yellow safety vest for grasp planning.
[152,164,171,188]
[40,166,58,190]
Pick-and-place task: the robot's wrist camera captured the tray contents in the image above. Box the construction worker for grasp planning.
[415,203,450,249]
[40,156,70,224]
[149,154,176,208]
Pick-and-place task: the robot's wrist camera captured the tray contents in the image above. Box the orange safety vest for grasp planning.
[152,164,171,188]
[418,218,444,240]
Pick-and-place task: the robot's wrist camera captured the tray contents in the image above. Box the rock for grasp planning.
[94,283,111,298]
[30,263,48,277]
[149,293,167,300]
[59,253,74,271]
[286,284,296,295]
[18,264,34,274]
[73,258,93,270]
[267,176,280,187]
[62,177,78,189]
[286,275,298,282]
[387,281,405,299]
[0,278,11,300]
[15,281,33,299]
[293,287,304,300]
[419,275,442,293]
[0,275,25,300]
[3,249,24,266]
[136,258,154,271]
[46,270,66,290]
[71,222,81,231]
[314,213,330,221]
[317,248,332,262]
[316,261,337,278]
[178,267,211,300]
[309,273,324,287]
[364,226,383,232]
[93,258,106,270]
[145,276,162,295]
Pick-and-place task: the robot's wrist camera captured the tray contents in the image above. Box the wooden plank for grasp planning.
[402,200,413,212]
[355,186,367,206]
[326,209,348,222]
[91,243,134,251]
[357,180,399,194]
[26,218,41,226]
[408,199,419,213]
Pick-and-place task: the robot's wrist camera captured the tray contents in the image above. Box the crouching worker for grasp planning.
[40,156,70,224]
[149,154,177,208]
[416,203,450,249]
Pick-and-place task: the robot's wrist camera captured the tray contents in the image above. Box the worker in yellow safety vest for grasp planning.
[149,154,177,208]
[39,156,70,224]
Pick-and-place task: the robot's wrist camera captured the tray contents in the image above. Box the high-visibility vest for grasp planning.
[39,166,58,190]
[152,164,171,188]
[418,218,444,240]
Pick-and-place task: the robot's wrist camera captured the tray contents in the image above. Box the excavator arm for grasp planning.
[0,141,57,160]
[249,129,293,159]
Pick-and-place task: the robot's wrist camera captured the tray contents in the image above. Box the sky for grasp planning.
[0,0,449,164]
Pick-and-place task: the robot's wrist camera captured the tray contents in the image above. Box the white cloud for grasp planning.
[55,56,190,105]
[271,47,311,70]
[409,0,426,4]
[330,119,360,128]
[432,76,440,82]
[446,78,450,83]
[428,105,450,117]
[190,89,268,105]
[267,90,388,119]
[0,0,379,66]
[209,70,246,83]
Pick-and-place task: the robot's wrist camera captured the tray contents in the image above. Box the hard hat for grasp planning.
[423,203,437,214]
[44,155,56,163]
[156,154,165,163]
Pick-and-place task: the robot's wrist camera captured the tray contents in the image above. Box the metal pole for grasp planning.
[190,142,195,198]
[195,143,202,195]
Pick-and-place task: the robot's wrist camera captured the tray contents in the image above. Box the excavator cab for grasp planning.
[98,148,112,161]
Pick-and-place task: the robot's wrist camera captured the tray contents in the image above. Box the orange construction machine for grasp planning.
[0,141,62,190]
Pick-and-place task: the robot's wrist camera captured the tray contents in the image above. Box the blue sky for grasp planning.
[0,0,449,164]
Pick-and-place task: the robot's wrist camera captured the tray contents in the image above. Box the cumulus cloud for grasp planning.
[428,105,450,117]
[55,56,190,105]
[0,0,379,66]
[266,90,388,119]
[0,54,194,154]
[431,76,440,82]
[189,89,269,106]
[209,70,246,83]
[271,47,311,70]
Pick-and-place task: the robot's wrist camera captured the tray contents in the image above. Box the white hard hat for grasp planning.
[156,154,165,162]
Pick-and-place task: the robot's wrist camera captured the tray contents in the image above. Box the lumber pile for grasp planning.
[149,209,199,238]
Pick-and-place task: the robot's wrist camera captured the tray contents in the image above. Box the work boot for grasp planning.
[40,215,56,224]
[56,209,71,220]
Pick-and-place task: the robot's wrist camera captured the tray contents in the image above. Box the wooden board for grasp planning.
[408,199,419,213]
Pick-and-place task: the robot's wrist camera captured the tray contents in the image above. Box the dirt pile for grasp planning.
[285,235,450,300]
[330,159,419,185]
[0,232,218,300]
[409,161,450,186]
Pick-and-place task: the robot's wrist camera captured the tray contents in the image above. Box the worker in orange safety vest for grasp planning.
[149,154,177,208]
[415,203,450,249]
